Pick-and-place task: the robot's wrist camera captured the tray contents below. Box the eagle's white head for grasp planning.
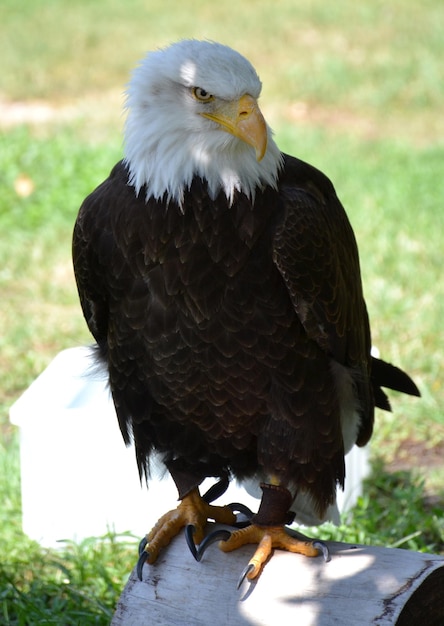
[124,39,283,205]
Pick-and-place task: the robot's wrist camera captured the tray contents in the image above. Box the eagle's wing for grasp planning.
[72,162,147,446]
[273,156,374,446]
[72,161,151,345]
[72,202,108,348]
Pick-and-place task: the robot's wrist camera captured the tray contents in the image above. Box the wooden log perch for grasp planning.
[112,524,444,626]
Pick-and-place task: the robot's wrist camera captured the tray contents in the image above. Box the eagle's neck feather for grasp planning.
[124,104,283,206]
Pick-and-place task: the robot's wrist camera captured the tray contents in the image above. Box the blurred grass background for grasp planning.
[1,0,443,622]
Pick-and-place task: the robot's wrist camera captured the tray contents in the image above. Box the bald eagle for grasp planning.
[73,40,420,584]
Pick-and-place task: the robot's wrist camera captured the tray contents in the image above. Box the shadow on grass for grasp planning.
[307,458,444,557]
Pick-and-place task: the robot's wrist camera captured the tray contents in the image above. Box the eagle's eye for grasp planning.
[192,87,214,102]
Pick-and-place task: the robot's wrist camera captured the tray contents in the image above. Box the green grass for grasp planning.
[308,461,444,553]
[2,0,444,143]
[1,0,444,622]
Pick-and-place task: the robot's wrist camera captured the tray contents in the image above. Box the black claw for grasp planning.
[186,528,232,563]
[227,502,254,517]
[227,502,254,527]
[313,540,331,563]
[137,550,148,580]
[196,528,232,562]
[202,475,230,503]
[237,562,255,589]
[138,536,148,556]
[185,524,198,560]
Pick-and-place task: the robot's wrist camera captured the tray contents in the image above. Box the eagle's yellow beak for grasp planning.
[201,94,268,161]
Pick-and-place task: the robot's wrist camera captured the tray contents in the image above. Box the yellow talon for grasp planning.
[219,524,323,581]
[143,488,236,564]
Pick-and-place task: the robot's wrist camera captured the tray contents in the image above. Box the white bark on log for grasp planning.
[112,524,444,625]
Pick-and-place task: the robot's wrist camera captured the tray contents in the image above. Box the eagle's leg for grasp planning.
[137,468,236,579]
[218,483,329,585]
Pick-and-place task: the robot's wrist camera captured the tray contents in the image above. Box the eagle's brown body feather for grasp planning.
[73,154,418,519]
